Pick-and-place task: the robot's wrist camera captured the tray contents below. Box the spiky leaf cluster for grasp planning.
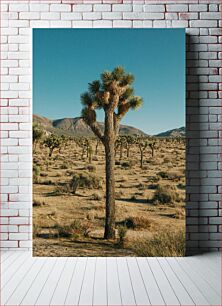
[81,66,143,132]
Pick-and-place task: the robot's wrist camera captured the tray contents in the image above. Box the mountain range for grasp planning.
[33,114,185,138]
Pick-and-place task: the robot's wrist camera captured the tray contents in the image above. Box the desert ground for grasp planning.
[33,136,185,257]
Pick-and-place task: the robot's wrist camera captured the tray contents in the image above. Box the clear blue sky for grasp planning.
[33,29,185,135]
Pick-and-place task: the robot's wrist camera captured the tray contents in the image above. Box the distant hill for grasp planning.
[155,127,185,138]
[33,114,147,137]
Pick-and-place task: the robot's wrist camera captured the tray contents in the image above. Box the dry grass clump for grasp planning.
[60,162,69,169]
[91,192,102,201]
[85,164,96,172]
[70,173,102,194]
[55,220,91,238]
[33,199,46,207]
[131,228,185,257]
[152,184,180,204]
[124,216,152,230]
[117,226,128,248]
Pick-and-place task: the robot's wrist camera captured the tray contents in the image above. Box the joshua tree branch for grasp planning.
[88,121,104,143]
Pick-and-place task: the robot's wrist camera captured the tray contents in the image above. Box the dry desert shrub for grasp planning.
[152,184,180,204]
[91,192,102,201]
[124,216,152,230]
[131,228,185,257]
[117,225,128,248]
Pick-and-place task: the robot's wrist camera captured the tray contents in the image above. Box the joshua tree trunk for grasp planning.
[104,112,116,239]
[127,146,130,158]
[140,150,143,169]
[120,142,123,160]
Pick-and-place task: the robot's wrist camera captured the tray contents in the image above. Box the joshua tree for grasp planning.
[44,134,62,157]
[149,139,157,158]
[115,135,126,160]
[125,135,136,158]
[87,142,93,163]
[136,136,148,169]
[95,138,101,155]
[33,124,43,152]
[81,66,143,239]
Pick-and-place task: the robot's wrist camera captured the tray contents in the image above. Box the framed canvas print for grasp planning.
[33,29,185,257]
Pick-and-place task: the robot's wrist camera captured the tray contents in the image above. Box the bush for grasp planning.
[117,226,128,248]
[91,192,102,201]
[70,173,102,194]
[55,220,81,238]
[124,216,152,230]
[152,184,180,204]
[33,199,45,207]
[40,172,48,177]
[157,171,182,181]
[121,160,135,169]
[132,229,185,257]
[33,164,40,183]
[86,164,96,172]
[61,162,69,169]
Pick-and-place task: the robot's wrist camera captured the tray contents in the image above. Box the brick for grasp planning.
[30,21,50,28]
[50,21,72,28]
[143,5,165,12]
[189,20,218,28]
[9,4,28,12]
[200,12,221,19]
[113,20,132,28]
[72,21,93,28]
[102,12,122,20]
[19,12,40,20]
[9,233,29,240]
[74,4,92,12]
[83,12,101,20]
[172,20,188,28]
[166,5,188,12]
[50,4,71,12]
[165,13,178,20]
[123,12,164,19]
[189,4,207,12]
[179,13,198,20]
[41,13,60,20]
[133,5,143,12]
[0,241,18,248]
[112,4,132,11]
[94,4,111,12]
[61,13,82,20]
[93,20,112,28]
[30,4,49,12]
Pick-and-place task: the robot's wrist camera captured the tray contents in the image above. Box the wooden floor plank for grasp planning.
[93,257,107,306]
[107,258,122,306]
[127,257,150,305]
[65,257,87,306]
[157,258,195,305]
[137,258,165,306]
[194,253,220,276]
[176,257,221,305]
[20,258,57,305]
[1,252,30,289]
[50,257,77,305]
[35,258,67,306]
[117,258,136,306]
[167,257,210,305]
[1,256,37,305]
[1,252,220,306]
[78,257,96,306]
[2,251,22,273]
[0,251,14,263]
[184,256,220,294]
[147,258,179,305]
[5,258,46,305]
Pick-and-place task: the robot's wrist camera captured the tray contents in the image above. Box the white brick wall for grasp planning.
[0,0,221,255]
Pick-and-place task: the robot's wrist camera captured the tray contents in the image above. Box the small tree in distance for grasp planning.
[81,66,143,239]
[44,134,62,157]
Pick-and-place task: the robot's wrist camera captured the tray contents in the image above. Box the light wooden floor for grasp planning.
[1,251,221,306]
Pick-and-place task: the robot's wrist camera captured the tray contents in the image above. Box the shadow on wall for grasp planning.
[186,33,217,256]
